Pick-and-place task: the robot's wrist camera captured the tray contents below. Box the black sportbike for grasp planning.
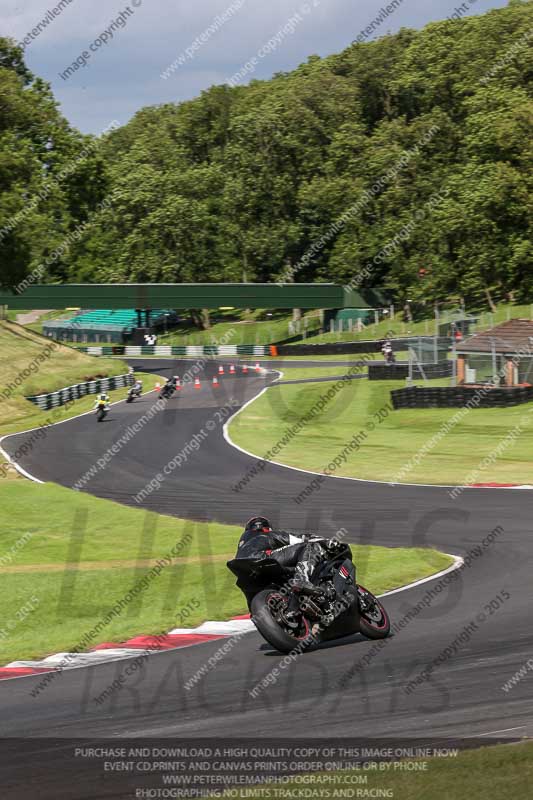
[160,383,175,400]
[227,540,390,654]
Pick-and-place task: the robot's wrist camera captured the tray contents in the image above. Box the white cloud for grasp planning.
[1,0,509,133]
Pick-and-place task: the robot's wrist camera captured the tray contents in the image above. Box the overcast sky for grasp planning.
[2,0,509,134]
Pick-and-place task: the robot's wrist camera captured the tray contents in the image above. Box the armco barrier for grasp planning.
[369,361,453,381]
[391,384,533,410]
[77,341,451,359]
[277,337,450,356]
[77,345,270,357]
[26,373,134,411]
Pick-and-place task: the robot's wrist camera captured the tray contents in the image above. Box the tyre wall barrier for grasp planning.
[391,385,533,410]
[369,361,453,381]
[77,345,270,357]
[26,373,135,411]
[277,337,451,356]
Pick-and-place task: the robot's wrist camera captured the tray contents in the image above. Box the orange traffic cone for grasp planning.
[213,375,219,388]
[242,364,248,374]
[155,382,161,390]
[194,377,201,389]
[175,378,181,391]
[255,362,261,373]
[229,364,236,374]
[218,365,224,375]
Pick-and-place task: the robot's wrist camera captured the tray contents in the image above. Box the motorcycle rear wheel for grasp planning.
[251,589,317,655]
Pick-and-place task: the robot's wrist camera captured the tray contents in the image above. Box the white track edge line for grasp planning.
[1,553,464,681]
[378,553,464,597]
[0,364,496,679]
[0,383,162,484]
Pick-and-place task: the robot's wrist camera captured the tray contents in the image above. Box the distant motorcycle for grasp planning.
[96,401,108,422]
[227,540,390,654]
[160,377,180,399]
[382,341,396,365]
[126,384,142,403]
[159,383,175,400]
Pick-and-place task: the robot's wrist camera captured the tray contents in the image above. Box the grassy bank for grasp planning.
[13,300,533,346]
[0,321,128,428]
[228,376,533,485]
[0,321,166,441]
[272,367,369,382]
[156,310,321,346]
[245,741,533,800]
[0,482,452,665]
[291,302,533,345]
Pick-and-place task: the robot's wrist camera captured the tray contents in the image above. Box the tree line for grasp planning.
[0,0,531,313]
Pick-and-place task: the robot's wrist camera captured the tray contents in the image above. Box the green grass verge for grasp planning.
[0,318,167,444]
[157,300,533,348]
[6,309,28,322]
[0,369,164,443]
[0,321,131,432]
[0,482,452,665]
[286,302,533,345]
[7,309,79,333]
[273,367,367,382]
[24,311,73,334]
[243,741,533,800]
[12,300,533,346]
[156,311,321,346]
[228,376,533,485]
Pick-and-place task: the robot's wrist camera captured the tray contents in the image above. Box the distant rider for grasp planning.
[382,339,395,364]
[94,391,110,411]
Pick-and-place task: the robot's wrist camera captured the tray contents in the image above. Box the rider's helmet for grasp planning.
[245,516,272,534]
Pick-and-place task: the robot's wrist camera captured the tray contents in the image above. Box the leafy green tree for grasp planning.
[3,0,532,312]
[0,38,111,290]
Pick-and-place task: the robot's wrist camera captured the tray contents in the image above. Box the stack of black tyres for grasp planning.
[391,385,533,410]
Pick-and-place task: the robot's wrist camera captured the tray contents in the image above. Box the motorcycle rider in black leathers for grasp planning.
[234,517,346,609]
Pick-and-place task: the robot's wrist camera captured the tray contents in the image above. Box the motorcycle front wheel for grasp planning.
[357,585,390,639]
[251,589,317,654]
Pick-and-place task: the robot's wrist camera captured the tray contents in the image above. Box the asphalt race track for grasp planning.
[1,358,532,795]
